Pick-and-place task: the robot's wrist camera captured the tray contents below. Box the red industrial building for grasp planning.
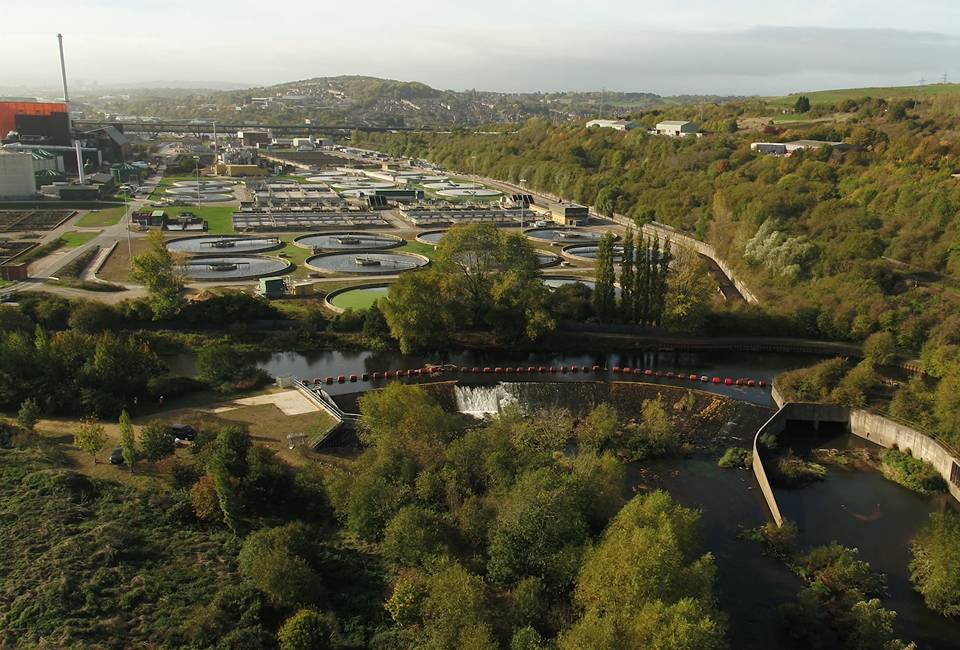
[0,101,67,140]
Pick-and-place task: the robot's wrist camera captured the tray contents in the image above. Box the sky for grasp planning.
[3,0,960,96]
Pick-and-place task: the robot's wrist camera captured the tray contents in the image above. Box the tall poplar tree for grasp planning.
[619,228,634,321]
[633,234,648,324]
[593,234,617,322]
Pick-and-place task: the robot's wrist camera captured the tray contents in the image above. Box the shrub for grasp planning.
[881,449,947,494]
[910,512,960,617]
[717,447,752,469]
[277,609,338,650]
[776,357,848,402]
[774,453,827,487]
[140,421,175,461]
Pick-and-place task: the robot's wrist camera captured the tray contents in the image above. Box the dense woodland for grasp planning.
[355,96,960,354]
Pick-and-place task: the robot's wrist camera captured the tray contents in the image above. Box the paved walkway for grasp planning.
[208,389,320,416]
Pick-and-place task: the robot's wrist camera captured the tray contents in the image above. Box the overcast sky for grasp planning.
[3,0,960,96]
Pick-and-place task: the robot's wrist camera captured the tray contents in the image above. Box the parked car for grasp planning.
[109,446,124,465]
[169,423,197,441]
[534,220,550,228]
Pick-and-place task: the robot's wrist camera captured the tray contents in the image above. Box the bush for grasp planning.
[146,375,206,401]
[910,512,960,617]
[773,452,827,487]
[717,447,752,469]
[277,609,338,650]
[881,449,947,494]
[140,421,175,461]
[776,357,848,402]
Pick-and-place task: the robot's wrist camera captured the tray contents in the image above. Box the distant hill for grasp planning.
[771,83,960,108]
[78,75,744,128]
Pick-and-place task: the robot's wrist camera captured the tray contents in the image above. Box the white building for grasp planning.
[0,152,37,198]
[655,120,700,137]
[586,119,636,131]
[751,142,788,155]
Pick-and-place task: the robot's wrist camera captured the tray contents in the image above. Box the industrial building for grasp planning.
[0,101,68,142]
[0,152,38,198]
[586,119,636,131]
[232,207,385,231]
[751,140,852,156]
[398,203,527,227]
[655,120,700,137]
[549,202,589,226]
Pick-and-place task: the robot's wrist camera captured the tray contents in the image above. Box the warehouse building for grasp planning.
[586,119,637,131]
[655,120,700,137]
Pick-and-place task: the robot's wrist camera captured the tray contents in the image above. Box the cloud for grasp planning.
[2,19,959,96]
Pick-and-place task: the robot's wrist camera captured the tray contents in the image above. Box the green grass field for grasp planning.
[397,241,437,260]
[164,206,236,234]
[61,231,100,248]
[329,285,390,310]
[770,83,960,108]
[76,206,126,227]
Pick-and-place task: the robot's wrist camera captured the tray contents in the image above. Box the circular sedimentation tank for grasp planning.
[306,251,429,275]
[435,187,501,198]
[423,181,481,190]
[415,230,447,246]
[167,235,282,255]
[171,180,232,190]
[180,255,292,281]
[325,284,392,312]
[524,228,605,244]
[535,252,562,268]
[563,244,625,263]
[294,232,403,251]
[331,180,396,190]
[542,276,596,290]
[163,190,234,202]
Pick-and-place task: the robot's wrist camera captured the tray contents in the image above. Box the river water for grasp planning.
[245,348,829,407]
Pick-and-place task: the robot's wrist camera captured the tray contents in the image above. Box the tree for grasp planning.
[191,474,222,522]
[560,491,724,650]
[593,233,617,322]
[140,421,175,461]
[794,95,811,113]
[619,228,635,320]
[863,331,896,366]
[277,609,337,650]
[131,230,184,320]
[16,398,39,434]
[118,409,136,470]
[383,505,449,568]
[382,270,457,353]
[196,343,258,388]
[577,403,618,453]
[238,523,323,609]
[910,512,960,617]
[73,417,107,463]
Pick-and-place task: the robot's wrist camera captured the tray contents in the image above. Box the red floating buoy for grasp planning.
[644,369,653,376]
[689,374,698,381]
[349,374,357,382]
[539,366,547,373]
[337,375,346,384]
[747,379,756,387]
[613,366,621,373]
[560,365,568,373]
[362,372,369,381]
[712,377,721,384]
[655,370,663,377]
[527,366,536,373]
[759,380,767,387]
[592,364,601,372]
[571,365,579,373]
[494,367,503,374]
[735,379,743,386]
[372,372,380,380]
[549,366,557,373]
[723,378,733,386]
[666,371,675,378]
[325,376,334,385]
[472,367,480,374]
[483,367,492,374]
[505,367,513,374]
[622,367,632,374]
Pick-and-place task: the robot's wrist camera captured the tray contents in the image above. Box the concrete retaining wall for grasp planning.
[851,411,960,503]
[755,393,960,526]
[608,216,760,304]
[752,402,851,526]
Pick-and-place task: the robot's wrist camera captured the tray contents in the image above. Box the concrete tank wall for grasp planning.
[851,411,960,503]
[754,394,960,527]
